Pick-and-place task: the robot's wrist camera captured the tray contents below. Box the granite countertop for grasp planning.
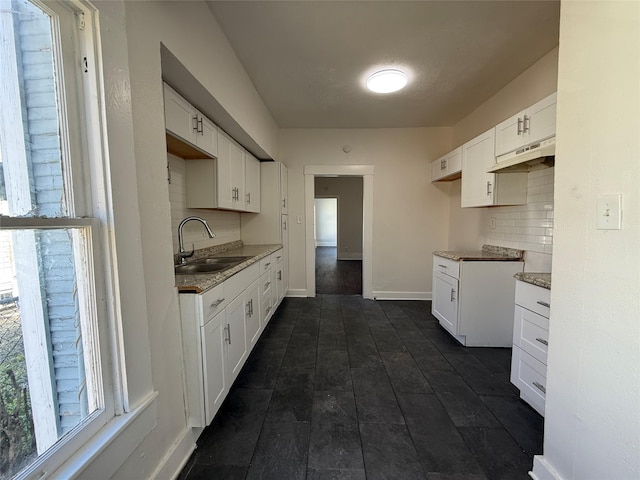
[433,244,524,262]
[175,242,283,294]
[514,272,551,290]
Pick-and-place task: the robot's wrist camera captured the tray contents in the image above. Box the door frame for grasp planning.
[304,165,374,299]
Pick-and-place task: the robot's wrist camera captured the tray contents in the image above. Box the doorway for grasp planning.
[314,191,362,295]
[304,165,374,298]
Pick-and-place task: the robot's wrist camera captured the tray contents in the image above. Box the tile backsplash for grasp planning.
[168,153,241,256]
[483,167,554,271]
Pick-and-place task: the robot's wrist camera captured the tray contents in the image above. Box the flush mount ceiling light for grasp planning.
[366,69,408,93]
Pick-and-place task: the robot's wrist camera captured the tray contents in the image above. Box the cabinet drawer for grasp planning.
[433,255,460,280]
[511,346,547,416]
[225,262,259,303]
[513,305,549,364]
[515,280,551,317]
[260,270,273,301]
[259,255,273,274]
[273,249,284,265]
[200,283,226,325]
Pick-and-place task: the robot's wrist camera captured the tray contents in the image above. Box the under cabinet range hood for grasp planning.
[489,137,555,173]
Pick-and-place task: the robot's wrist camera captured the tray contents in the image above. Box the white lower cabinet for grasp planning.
[431,255,523,346]
[511,280,550,416]
[179,253,287,429]
[201,311,226,425]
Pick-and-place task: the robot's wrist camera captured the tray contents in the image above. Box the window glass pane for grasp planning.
[0,0,68,218]
[0,227,100,478]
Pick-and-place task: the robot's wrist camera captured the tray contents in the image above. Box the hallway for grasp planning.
[315,246,362,295]
[179,296,543,479]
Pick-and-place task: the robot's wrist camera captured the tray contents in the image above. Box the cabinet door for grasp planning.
[245,152,261,213]
[216,131,235,209]
[526,92,556,145]
[201,312,227,424]
[164,84,197,144]
[461,128,496,207]
[495,109,525,157]
[225,294,248,384]
[230,141,245,211]
[196,115,218,158]
[245,279,262,348]
[280,164,288,214]
[432,270,459,335]
[432,147,462,182]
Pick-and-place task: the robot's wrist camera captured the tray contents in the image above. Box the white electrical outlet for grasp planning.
[596,194,622,230]
[490,217,496,229]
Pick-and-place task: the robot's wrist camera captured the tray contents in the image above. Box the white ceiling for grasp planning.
[206,1,560,129]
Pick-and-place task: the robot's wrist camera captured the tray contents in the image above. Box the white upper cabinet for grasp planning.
[185,130,258,212]
[495,93,557,158]
[280,164,288,214]
[431,146,462,182]
[461,128,527,208]
[244,152,261,213]
[163,83,218,158]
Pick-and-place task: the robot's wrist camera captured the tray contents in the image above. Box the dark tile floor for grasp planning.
[315,247,362,295]
[179,296,544,480]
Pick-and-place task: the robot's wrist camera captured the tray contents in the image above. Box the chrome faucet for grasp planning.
[178,216,216,264]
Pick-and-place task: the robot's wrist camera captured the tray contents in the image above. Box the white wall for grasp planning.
[279,127,452,298]
[533,2,640,479]
[315,176,363,259]
[91,1,280,478]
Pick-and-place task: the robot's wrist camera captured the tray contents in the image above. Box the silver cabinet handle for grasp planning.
[283,220,287,230]
[517,117,523,135]
[225,324,231,344]
[210,298,225,309]
[536,301,550,308]
[276,255,282,260]
[438,264,447,269]
[536,337,548,346]
[523,115,530,133]
[450,288,455,302]
[192,115,199,133]
[532,381,546,394]
[265,306,272,315]
[264,262,271,268]
[277,271,282,280]
[282,198,286,208]
[250,298,254,316]
[197,116,203,134]
[246,192,251,204]
[486,181,492,196]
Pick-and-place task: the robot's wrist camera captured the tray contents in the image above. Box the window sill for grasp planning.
[50,391,159,480]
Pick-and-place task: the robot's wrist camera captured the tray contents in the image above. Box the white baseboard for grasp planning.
[315,242,337,247]
[285,289,309,298]
[372,291,431,301]
[148,427,195,480]
[530,455,564,480]
[337,252,362,260]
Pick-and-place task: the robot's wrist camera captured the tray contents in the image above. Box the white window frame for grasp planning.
[0,0,139,478]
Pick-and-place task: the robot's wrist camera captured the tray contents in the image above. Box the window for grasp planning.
[0,1,119,478]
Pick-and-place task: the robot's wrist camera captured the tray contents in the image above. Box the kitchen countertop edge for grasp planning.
[175,244,283,294]
[514,272,552,290]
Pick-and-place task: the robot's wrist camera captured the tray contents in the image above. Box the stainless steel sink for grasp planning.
[175,256,251,275]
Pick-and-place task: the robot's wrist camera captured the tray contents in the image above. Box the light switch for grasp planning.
[596,194,622,230]
[296,216,303,224]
